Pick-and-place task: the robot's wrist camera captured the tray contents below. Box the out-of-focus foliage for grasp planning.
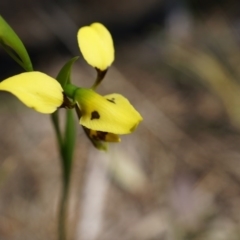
[164,18,240,131]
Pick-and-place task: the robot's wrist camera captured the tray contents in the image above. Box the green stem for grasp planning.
[51,111,73,240]
[58,175,70,240]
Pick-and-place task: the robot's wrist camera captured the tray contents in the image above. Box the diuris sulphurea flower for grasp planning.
[0,72,64,113]
[75,22,142,144]
[0,21,142,151]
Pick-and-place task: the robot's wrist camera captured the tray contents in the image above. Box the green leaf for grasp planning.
[0,15,33,71]
[62,109,76,182]
[56,56,79,88]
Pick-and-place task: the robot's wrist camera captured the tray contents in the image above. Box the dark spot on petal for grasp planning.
[91,111,100,120]
[107,98,115,104]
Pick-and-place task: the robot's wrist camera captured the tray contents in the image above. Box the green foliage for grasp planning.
[0,15,33,71]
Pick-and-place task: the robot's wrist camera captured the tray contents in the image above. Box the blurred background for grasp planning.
[1,0,240,239]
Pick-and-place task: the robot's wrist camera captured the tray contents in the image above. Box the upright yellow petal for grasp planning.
[0,72,63,113]
[75,88,142,134]
[77,23,114,70]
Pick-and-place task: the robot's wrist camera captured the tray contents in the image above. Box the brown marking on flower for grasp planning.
[91,111,100,120]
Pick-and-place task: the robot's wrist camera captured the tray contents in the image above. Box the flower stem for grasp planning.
[58,176,69,240]
[51,110,75,240]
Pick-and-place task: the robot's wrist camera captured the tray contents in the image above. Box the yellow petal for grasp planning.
[77,23,114,70]
[76,88,142,134]
[0,72,63,113]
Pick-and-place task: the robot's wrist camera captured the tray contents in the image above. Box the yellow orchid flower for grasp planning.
[0,71,63,113]
[74,88,142,134]
[77,23,114,71]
